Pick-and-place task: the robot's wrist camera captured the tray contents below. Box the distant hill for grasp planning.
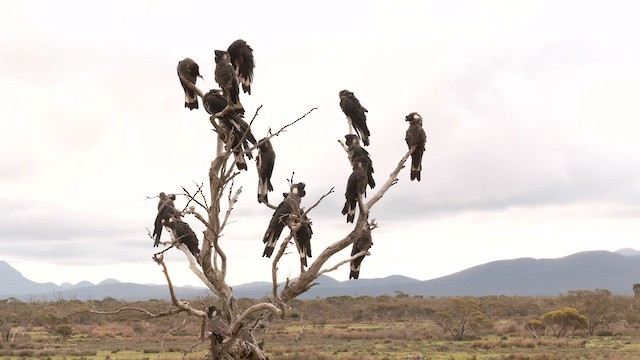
[3,250,640,301]
[0,261,60,296]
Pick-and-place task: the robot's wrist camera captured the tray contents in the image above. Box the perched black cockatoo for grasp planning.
[405,112,427,181]
[342,158,368,223]
[203,88,228,118]
[291,214,313,267]
[262,183,306,258]
[177,58,203,110]
[153,192,178,247]
[350,226,373,280]
[214,50,243,116]
[256,138,275,203]
[164,216,200,259]
[203,89,256,170]
[203,89,256,144]
[345,134,375,191]
[339,90,370,146]
[227,39,255,95]
[217,121,250,170]
[205,306,230,343]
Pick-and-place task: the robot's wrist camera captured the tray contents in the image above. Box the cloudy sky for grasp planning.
[1,1,640,289]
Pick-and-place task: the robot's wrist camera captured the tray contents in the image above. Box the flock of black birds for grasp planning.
[157,39,427,282]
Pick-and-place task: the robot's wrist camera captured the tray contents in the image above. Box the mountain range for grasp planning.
[3,249,640,301]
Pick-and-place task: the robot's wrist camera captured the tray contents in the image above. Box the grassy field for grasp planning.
[3,294,640,359]
[2,322,640,359]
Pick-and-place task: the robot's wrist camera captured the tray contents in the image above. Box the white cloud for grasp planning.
[1,1,640,288]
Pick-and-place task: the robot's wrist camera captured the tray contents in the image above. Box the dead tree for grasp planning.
[146,58,423,359]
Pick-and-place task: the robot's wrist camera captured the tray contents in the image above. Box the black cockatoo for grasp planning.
[291,214,313,267]
[203,89,256,170]
[342,159,368,223]
[262,183,306,258]
[205,306,230,343]
[227,39,255,95]
[177,58,203,110]
[164,216,200,259]
[350,226,373,280]
[345,134,375,191]
[405,112,427,181]
[256,138,275,203]
[214,50,243,116]
[153,192,178,247]
[339,90,370,146]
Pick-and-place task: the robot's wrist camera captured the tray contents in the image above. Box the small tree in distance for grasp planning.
[98,44,424,359]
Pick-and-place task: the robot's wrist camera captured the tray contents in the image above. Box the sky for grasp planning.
[1,0,640,289]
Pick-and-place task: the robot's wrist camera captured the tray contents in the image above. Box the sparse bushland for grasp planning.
[2,292,640,358]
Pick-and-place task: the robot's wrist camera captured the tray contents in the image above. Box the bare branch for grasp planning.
[153,254,207,318]
[185,208,215,232]
[220,186,242,234]
[178,74,204,99]
[317,250,369,278]
[152,244,175,258]
[228,303,282,335]
[272,232,295,300]
[175,243,216,291]
[249,105,263,126]
[62,307,183,321]
[159,316,188,356]
[182,184,208,212]
[259,200,279,210]
[302,187,335,217]
[247,107,318,155]
[365,147,413,209]
[337,139,349,153]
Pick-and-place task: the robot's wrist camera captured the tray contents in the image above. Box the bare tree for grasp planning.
[143,55,423,359]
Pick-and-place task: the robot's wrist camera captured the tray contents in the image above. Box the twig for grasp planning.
[62,307,183,321]
[249,105,263,126]
[153,244,175,258]
[178,74,204,98]
[246,107,318,155]
[337,139,349,153]
[159,316,188,359]
[182,184,208,212]
[184,340,206,360]
[271,231,296,302]
[302,187,334,217]
[154,254,207,318]
[317,250,369,278]
[228,303,282,335]
[294,323,306,344]
[220,187,242,234]
[365,147,413,209]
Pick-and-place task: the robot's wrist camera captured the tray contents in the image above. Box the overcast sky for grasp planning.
[1,1,640,289]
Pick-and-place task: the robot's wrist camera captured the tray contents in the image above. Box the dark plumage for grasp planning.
[256,138,275,203]
[262,183,306,258]
[227,39,255,95]
[217,121,249,170]
[339,90,370,146]
[164,216,200,259]
[203,89,256,142]
[203,89,256,170]
[342,159,368,223]
[291,214,313,267]
[345,134,375,191]
[177,58,203,110]
[203,88,228,117]
[405,112,427,181]
[205,306,230,343]
[350,227,373,279]
[153,192,178,247]
[214,50,243,116]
